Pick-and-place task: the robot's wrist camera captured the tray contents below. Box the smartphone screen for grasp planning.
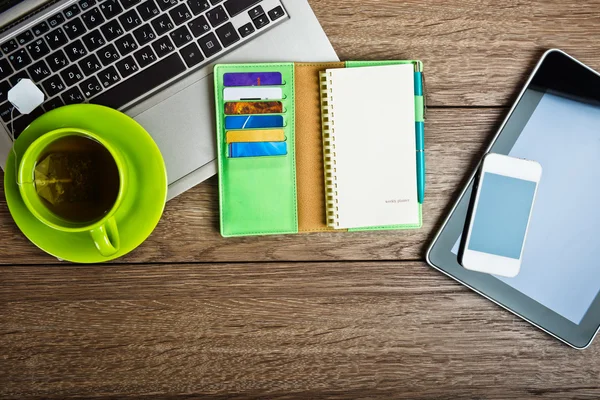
[468,172,538,260]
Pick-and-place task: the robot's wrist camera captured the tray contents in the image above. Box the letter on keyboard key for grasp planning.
[91,53,185,109]
[0,59,14,79]
[80,76,103,97]
[223,0,261,17]
[215,22,239,47]
[197,32,221,58]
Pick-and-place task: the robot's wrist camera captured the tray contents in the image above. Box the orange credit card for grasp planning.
[224,101,283,115]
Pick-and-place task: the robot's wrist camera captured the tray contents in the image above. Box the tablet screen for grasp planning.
[452,91,600,324]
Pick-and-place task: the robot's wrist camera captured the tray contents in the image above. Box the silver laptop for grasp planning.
[0,0,338,199]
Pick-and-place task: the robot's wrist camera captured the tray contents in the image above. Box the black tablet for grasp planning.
[427,49,600,349]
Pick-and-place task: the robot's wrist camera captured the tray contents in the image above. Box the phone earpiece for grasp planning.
[8,79,45,115]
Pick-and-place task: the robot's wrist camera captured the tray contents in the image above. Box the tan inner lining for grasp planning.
[294,62,345,233]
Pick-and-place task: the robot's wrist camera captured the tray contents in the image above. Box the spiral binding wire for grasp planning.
[319,71,339,228]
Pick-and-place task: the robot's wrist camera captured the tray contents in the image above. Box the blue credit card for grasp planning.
[225,115,285,129]
[229,141,287,158]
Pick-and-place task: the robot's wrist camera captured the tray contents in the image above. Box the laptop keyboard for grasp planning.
[0,0,288,137]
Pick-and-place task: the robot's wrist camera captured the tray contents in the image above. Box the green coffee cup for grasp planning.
[17,128,127,257]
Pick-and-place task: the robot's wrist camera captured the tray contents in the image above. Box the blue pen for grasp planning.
[414,70,425,203]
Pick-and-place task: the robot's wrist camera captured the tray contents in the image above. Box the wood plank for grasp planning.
[1,261,598,399]
[308,0,600,106]
[0,108,504,265]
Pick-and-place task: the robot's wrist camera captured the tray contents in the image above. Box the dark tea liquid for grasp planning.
[34,135,120,223]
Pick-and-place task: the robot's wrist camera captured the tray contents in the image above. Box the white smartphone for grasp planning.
[458,153,542,277]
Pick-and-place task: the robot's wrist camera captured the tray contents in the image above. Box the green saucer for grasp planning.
[4,104,167,263]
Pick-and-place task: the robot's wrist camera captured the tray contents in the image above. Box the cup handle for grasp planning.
[90,217,120,257]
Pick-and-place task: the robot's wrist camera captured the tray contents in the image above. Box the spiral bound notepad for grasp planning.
[320,65,420,229]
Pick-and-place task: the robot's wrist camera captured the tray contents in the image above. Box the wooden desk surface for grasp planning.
[2,1,600,398]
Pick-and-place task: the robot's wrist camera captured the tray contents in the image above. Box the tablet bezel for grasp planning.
[426,49,600,349]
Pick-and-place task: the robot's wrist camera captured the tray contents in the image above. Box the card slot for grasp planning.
[223,72,285,87]
[228,141,288,158]
[224,101,285,115]
[226,129,286,144]
[223,87,285,102]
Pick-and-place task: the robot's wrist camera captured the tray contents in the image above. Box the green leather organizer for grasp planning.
[215,63,297,237]
[215,61,424,237]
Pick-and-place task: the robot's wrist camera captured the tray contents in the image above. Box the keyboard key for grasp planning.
[0,101,17,122]
[224,0,260,18]
[209,0,221,4]
[120,0,141,9]
[16,30,34,46]
[197,32,221,58]
[64,17,87,39]
[79,0,96,10]
[92,52,185,108]
[238,22,254,38]
[63,4,81,19]
[100,0,123,19]
[13,107,44,138]
[133,24,156,45]
[169,4,192,25]
[82,29,106,51]
[26,38,50,60]
[80,76,102,97]
[115,33,138,55]
[32,21,50,36]
[47,50,69,72]
[62,86,85,104]
[101,19,125,41]
[188,15,210,37]
[9,71,30,86]
[65,40,88,62]
[79,54,103,75]
[27,60,52,82]
[45,28,68,50]
[151,14,174,36]
[98,43,120,65]
[156,0,177,12]
[170,26,192,47]
[116,55,139,77]
[0,59,13,79]
[119,9,142,31]
[47,13,65,29]
[179,41,203,67]
[252,14,269,29]
[247,4,263,19]
[133,45,156,67]
[268,6,284,21]
[137,0,159,20]
[0,81,10,103]
[42,74,66,96]
[8,49,31,70]
[0,39,17,54]
[60,64,84,86]
[215,22,238,47]
[187,0,209,15]
[98,65,121,88]
[43,96,65,111]
[82,7,105,29]
[206,5,227,27]
[152,36,174,57]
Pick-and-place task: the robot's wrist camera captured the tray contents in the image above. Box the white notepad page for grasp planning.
[327,64,419,229]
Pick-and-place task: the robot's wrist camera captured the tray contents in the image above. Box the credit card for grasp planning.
[224,87,283,101]
[225,115,284,129]
[225,101,283,115]
[226,129,285,143]
[229,141,287,158]
[224,72,283,87]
